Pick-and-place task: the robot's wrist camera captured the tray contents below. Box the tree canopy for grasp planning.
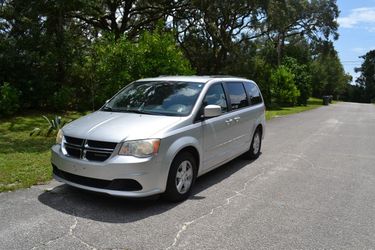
[0,0,356,116]
[348,50,375,103]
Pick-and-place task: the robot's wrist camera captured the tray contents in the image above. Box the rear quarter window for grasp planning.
[225,82,249,110]
[244,82,263,105]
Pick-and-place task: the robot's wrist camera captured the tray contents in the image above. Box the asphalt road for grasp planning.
[1,102,375,250]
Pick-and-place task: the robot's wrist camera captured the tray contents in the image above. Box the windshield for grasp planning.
[102,81,204,116]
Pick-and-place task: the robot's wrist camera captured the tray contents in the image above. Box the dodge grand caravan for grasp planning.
[51,76,266,201]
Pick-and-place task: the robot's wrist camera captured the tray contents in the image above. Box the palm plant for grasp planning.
[30,115,69,137]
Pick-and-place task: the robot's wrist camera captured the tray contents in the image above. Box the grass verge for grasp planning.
[0,112,87,192]
[266,97,323,120]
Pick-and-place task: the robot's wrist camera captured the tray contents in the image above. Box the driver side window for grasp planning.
[203,83,228,113]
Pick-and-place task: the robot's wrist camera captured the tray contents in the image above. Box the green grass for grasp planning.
[0,98,326,192]
[266,97,324,120]
[0,111,87,192]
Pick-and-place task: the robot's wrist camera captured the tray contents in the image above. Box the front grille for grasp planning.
[65,136,84,145]
[52,165,143,191]
[66,147,81,158]
[63,136,117,162]
[87,140,117,149]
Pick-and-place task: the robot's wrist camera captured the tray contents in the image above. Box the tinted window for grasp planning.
[225,82,248,110]
[244,82,262,105]
[203,84,228,113]
[103,81,203,116]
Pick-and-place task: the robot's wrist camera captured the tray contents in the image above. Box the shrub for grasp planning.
[77,30,195,109]
[134,31,195,78]
[0,82,21,117]
[251,57,273,107]
[51,86,76,111]
[282,57,312,106]
[30,115,70,137]
[270,66,300,106]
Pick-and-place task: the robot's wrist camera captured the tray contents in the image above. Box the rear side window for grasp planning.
[225,82,248,110]
[203,83,228,113]
[244,82,263,105]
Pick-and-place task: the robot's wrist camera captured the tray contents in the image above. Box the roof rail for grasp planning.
[209,75,244,78]
[156,75,244,79]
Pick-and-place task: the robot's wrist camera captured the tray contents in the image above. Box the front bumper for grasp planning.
[51,144,167,197]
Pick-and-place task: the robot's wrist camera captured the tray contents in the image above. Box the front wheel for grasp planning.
[248,128,262,159]
[164,152,197,202]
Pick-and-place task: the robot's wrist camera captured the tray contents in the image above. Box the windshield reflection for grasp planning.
[102,81,204,116]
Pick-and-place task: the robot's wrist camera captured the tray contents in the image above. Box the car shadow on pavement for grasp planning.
[38,155,256,224]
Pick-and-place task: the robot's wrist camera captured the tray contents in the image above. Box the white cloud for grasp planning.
[338,7,375,29]
[352,47,367,53]
[350,47,375,57]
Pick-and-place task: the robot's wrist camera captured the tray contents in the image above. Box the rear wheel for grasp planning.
[248,128,262,159]
[164,152,197,202]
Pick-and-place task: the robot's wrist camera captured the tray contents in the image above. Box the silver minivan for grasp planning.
[51,76,265,201]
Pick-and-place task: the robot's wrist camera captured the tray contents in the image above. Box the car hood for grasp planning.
[62,111,182,142]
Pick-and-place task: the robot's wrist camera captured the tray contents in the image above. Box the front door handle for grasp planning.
[234,117,241,123]
[225,118,233,125]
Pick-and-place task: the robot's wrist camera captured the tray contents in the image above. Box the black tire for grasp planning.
[248,128,262,159]
[164,151,197,202]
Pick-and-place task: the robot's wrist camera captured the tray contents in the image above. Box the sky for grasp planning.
[335,0,375,83]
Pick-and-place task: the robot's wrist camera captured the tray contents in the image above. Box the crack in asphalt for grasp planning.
[165,152,316,249]
[166,170,266,249]
[69,217,98,250]
[30,216,97,250]
[30,234,65,250]
[164,149,354,249]
[284,153,316,169]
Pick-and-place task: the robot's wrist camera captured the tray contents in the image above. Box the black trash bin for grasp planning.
[322,96,330,105]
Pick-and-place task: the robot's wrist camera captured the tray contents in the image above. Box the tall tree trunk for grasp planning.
[56,6,65,87]
[276,32,285,66]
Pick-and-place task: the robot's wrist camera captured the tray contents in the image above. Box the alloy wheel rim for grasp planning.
[253,132,260,155]
[175,160,193,194]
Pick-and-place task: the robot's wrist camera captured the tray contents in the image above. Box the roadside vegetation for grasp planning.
[1,0,352,118]
[0,112,85,192]
[343,50,375,103]
[266,97,323,120]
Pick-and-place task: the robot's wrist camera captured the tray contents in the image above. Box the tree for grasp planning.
[283,57,311,105]
[340,82,368,103]
[264,0,339,65]
[310,50,349,99]
[270,66,300,106]
[171,0,267,74]
[0,82,20,117]
[0,0,89,109]
[0,0,349,112]
[355,50,375,103]
[70,0,187,40]
[77,30,194,109]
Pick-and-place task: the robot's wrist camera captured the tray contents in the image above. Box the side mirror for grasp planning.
[204,105,222,118]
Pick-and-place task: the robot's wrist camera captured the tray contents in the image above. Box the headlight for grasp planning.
[56,129,63,144]
[119,139,160,158]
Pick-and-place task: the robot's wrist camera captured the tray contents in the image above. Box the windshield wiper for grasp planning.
[102,107,171,116]
[101,106,113,111]
[123,109,153,115]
